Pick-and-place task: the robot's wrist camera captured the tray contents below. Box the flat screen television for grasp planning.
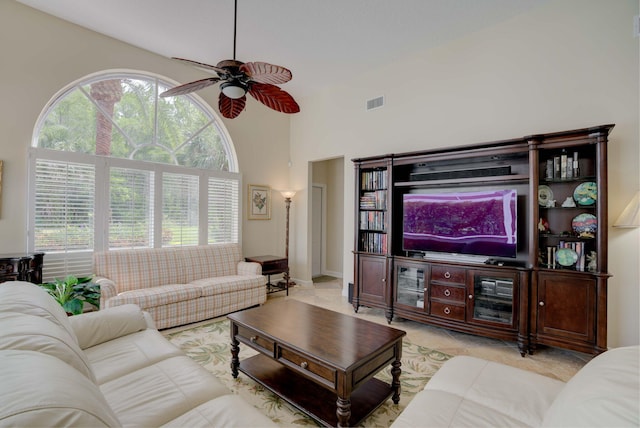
[402,189,517,258]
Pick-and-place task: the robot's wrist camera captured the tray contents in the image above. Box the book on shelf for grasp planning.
[361,170,387,190]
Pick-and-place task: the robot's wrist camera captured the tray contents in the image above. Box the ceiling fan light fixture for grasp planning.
[221,81,247,99]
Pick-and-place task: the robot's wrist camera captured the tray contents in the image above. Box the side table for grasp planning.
[0,253,44,284]
[245,255,290,296]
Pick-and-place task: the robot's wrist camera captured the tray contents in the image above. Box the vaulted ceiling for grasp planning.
[16,0,549,99]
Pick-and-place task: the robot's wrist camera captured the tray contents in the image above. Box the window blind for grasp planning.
[162,172,199,247]
[109,167,155,249]
[208,176,239,243]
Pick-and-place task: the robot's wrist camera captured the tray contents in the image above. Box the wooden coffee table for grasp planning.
[228,299,406,427]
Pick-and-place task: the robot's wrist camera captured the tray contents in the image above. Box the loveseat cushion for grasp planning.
[0,350,121,427]
[0,281,78,343]
[181,244,243,282]
[100,355,230,427]
[541,345,640,427]
[161,394,276,427]
[105,283,202,309]
[0,312,97,383]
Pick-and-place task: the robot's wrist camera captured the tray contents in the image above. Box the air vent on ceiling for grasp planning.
[366,96,384,111]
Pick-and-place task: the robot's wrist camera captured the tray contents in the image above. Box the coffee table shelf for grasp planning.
[240,354,393,427]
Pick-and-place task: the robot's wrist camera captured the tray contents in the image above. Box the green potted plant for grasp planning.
[39,275,100,315]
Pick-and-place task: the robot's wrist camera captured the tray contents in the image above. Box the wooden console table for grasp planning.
[245,255,290,295]
[0,252,44,284]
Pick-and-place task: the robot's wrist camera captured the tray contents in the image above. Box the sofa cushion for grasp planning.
[189,275,267,296]
[84,328,185,384]
[161,394,276,427]
[100,355,230,427]
[542,345,640,427]
[0,350,121,427]
[0,281,78,343]
[181,244,242,282]
[392,355,564,427]
[105,284,202,309]
[0,312,97,383]
[94,247,185,291]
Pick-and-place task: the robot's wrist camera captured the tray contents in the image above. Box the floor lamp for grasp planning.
[280,190,296,286]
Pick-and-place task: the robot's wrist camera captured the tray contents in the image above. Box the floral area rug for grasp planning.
[164,319,450,427]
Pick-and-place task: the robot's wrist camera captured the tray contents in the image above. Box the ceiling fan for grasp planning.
[160,0,300,119]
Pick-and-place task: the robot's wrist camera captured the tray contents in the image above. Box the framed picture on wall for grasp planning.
[248,184,271,220]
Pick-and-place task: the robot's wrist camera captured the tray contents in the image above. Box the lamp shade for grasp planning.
[280,190,296,199]
[220,82,247,99]
[613,191,640,228]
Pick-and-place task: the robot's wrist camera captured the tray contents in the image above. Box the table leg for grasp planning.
[336,396,351,428]
[230,333,240,379]
[391,355,402,404]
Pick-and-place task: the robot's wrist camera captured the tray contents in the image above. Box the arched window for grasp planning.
[28,71,241,280]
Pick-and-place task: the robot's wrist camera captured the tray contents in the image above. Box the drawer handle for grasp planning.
[444,307,451,315]
[539,301,545,307]
[300,361,309,369]
[444,289,451,297]
[250,336,258,343]
[444,271,451,279]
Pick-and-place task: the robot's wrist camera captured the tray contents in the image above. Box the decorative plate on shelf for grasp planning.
[572,213,597,237]
[538,185,554,207]
[556,248,579,267]
[573,181,597,206]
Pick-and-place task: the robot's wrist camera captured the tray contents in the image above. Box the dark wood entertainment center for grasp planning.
[352,124,613,356]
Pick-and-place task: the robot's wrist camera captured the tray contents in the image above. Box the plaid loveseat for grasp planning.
[93,244,267,329]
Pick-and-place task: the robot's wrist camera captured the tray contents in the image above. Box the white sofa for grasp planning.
[0,281,275,427]
[94,243,267,329]
[392,346,639,427]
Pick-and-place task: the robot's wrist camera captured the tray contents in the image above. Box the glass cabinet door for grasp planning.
[395,264,425,309]
[472,275,514,325]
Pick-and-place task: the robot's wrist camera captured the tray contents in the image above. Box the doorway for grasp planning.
[310,157,344,281]
[311,184,326,277]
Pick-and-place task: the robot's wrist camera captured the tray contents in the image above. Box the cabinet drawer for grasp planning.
[236,325,275,356]
[430,283,466,302]
[430,301,465,321]
[278,346,336,388]
[431,265,466,285]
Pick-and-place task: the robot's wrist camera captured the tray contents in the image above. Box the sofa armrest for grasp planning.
[69,304,151,349]
[95,276,118,308]
[238,261,262,275]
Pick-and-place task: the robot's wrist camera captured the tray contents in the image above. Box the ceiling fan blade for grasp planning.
[160,77,221,97]
[248,83,300,114]
[172,57,227,75]
[241,62,292,85]
[219,92,247,119]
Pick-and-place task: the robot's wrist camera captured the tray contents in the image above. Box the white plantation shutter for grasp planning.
[33,159,95,281]
[162,173,199,246]
[208,177,239,243]
[109,167,155,249]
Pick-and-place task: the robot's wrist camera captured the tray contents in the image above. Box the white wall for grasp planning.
[290,0,640,347]
[0,1,291,259]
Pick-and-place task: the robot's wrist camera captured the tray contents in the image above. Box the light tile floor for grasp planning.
[269,280,592,382]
